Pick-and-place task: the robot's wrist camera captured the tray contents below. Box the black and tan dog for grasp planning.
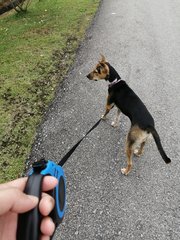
[87,55,171,175]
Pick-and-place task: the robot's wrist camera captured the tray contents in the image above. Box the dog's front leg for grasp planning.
[101,94,114,120]
[111,108,121,127]
[101,104,114,119]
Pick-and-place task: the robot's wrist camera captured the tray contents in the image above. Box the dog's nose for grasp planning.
[86,74,91,79]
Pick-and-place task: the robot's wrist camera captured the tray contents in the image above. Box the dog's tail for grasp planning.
[147,126,171,164]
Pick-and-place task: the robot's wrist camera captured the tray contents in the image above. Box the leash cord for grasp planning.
[59,118,102,167]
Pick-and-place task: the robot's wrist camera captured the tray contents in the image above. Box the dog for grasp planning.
[86,55,171,175]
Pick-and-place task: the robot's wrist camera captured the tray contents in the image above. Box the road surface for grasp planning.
[30,0,180,239]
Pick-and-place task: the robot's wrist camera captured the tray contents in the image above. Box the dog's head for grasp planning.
[86,55,109,81]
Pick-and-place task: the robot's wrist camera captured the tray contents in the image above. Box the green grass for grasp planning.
[0,0,100,183]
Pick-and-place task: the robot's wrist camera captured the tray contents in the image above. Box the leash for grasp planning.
[59,118,102,167]
[16,118,102,240]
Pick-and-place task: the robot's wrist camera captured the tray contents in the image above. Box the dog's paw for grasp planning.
[134,149,142,157]
[121,168,129,175]
[111,121,118,128]
[134,149,140,157]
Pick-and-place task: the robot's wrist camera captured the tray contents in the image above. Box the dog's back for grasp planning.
[109,80,154,129]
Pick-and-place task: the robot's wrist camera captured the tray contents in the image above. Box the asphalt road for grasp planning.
[30,0,180,239]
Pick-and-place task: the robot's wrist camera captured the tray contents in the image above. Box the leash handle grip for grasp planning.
[16,160,66,240]
[16,173,44,240]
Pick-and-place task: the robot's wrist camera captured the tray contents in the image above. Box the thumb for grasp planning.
[0,187,38,215]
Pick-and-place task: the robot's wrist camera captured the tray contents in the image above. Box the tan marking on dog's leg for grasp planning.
[101,94,113,119]
[121,145,133,175]
[111,108,121,127]
[101,104,112,119]
[121,133,135,175]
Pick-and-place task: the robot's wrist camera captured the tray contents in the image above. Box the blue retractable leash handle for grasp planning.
[16,159,66,240]
[16,118,101,240]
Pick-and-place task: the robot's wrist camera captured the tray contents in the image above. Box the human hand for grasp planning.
[0,176,58,240]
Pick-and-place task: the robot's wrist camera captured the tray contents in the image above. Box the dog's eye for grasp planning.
[96,66,101,74]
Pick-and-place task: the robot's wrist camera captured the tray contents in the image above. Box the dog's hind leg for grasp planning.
[134,130,150,157]
[111,108,121,127]
[121,125,145,175]
[121,132,135,175]
[134,141,146,157]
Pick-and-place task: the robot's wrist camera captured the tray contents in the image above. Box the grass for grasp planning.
[0,0,100,183]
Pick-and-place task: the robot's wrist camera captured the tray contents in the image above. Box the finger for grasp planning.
[41,176,58,192]
[0,176,58,192]
[40,216,55,236]
[0,188,38,215]
[40,236,50,240]
[0,177,28,191]
[39,193,55,216]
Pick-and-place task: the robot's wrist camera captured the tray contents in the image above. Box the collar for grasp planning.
[108,78,121,88]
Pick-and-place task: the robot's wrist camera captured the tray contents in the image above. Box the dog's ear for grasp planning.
[99,62,105,68]
[99,54,106,63]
